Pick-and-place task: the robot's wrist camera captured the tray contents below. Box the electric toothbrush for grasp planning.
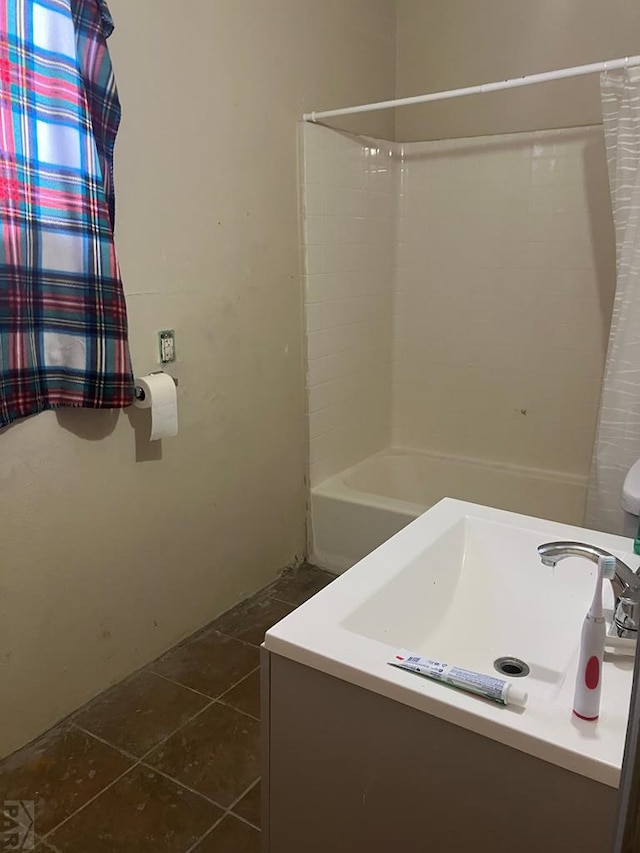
[573,555,616,721]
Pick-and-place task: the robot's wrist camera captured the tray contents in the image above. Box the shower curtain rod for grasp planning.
[302,54,640,122]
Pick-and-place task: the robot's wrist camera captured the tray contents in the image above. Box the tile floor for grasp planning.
[0,563,335,852]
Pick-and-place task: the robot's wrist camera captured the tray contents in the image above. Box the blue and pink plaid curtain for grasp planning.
[0,0,133,428]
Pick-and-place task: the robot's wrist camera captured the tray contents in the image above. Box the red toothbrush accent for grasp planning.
[585,656,600,690]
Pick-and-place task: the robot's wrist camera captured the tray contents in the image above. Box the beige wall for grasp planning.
[395,0,640,141]
[0,0,396,758]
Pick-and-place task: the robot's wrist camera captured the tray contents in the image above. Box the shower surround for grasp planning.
[301,122,616,570]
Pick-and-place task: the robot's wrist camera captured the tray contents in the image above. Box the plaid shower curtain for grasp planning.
[0,0,133,428]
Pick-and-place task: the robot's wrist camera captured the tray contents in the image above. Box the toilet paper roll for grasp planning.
[134,373,178,441]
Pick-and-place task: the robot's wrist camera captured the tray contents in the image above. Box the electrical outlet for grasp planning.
[159,329,176,364]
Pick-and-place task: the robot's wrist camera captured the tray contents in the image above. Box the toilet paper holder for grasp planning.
[134,372,179,402]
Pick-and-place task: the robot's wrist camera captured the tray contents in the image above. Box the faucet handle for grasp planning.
[614,590,640,639]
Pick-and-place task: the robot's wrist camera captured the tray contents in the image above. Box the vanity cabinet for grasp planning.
[261,651,617,853]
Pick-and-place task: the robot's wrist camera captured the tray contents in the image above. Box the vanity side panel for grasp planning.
[267,654,616,853]
[261,648,271,853]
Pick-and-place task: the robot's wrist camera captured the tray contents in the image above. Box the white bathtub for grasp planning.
[311,449,587,572]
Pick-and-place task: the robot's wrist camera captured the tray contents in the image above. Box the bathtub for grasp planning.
[311,449,587,572]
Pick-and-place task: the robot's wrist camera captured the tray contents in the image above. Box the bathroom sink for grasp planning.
[342,515,616,702]
[265,498,636,786]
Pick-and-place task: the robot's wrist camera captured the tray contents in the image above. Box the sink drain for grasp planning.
[494,657,530,678]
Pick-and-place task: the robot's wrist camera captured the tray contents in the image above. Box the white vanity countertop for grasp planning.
[265,499,636,788]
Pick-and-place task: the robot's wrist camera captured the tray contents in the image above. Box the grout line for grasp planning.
[41,698,220,842]
[40,745,261,852]
[40,762,140,843]
[154,664,262,706]
[138,762,227,812]
[137,699,217,763]
[269,591,331,607]
[146,738,263,851]
[41,696,224,847]
[183,814,227,853]
[212,627,260,647]
[216,666,260,702]
[70,724,139,762]
[151,671,225,702]
[229,776,261,808]
[230,811,261,832]
[154,625,259,663]
[211,667,262,701]
[215,699,260,723]
[226,776,262,814]
[184,776,263,852]
[228,776,261,830]
[146,668,218,697]
[269,595,301,607]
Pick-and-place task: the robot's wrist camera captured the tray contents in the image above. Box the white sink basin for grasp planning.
[265,499,636,786]
[343,516,617,703]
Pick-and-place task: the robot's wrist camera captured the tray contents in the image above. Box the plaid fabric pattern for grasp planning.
[0,0,133,428]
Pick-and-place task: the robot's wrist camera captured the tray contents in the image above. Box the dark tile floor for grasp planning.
[0,563,334,852]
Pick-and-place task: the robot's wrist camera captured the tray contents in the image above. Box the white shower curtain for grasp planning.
[587,67,640,534]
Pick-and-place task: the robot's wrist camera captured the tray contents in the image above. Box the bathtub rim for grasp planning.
[309,447,589,573]
[313,446,588,505]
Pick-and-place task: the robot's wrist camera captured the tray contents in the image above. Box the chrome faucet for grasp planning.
[537,541,640,639]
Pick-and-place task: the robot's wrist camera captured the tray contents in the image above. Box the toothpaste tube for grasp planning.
[389,650,528,708]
